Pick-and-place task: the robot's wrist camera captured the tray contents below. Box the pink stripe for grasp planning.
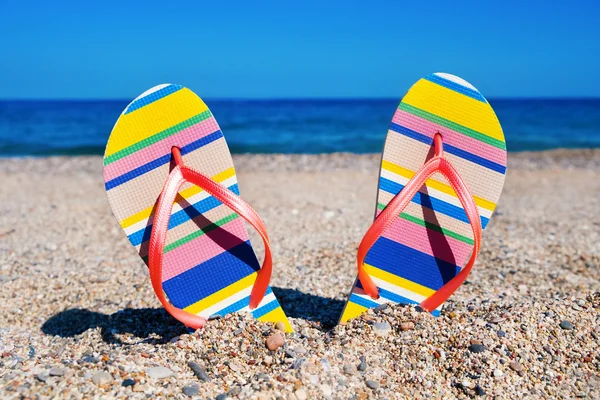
[392,110,506,166]
[378,213,472,266]
[104,117,221,181]
[161,218,249,282]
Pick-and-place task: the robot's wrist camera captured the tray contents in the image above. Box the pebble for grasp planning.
[509,361,524,373]
[319,358,331,371]
[469,344,488,353]
[91,371,113,386]
[275,321,286,331]
[292,358,306,370]
[122,378,135,387]
[475,385,486,396]
[147,366,172,379]
[36,372,49,382]
[343,365,355,375]
[400,321,415,331]
[559,320,574,330]
[357,360,367,372]
[215,394,228,400]
[188,361,211,382]
[366,379,380,390]
[372,322,392,336]
[497,330,506,337]
[49,367,65,377]
[320,384,333,396]
[266,333,284,350]
[494,369,504,378]
[183,384,200,397]
[295,388,308,400]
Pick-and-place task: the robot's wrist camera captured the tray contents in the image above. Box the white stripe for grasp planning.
[124,175,238,236]
[433,73,477,91]
[352,285,443,312]
[380,169,493,219]
[195,285,254,318]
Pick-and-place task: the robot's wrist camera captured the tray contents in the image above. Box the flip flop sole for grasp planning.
[341,73,507,322]
[104,84,292,331]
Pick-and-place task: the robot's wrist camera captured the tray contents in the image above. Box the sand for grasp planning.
[0,149,599,399]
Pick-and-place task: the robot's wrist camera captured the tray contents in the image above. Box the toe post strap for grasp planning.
[148,147,273,329]
[357,134,483,312]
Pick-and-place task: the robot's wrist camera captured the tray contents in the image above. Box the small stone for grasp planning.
[233,328,243,336]
[469,344,488,353]
[474,318,486,327]
[92,371,113,386]
[461,379,472,389]
[46,243,58,251]
[559,320,574,330]
[372,322,391,336]
[373,303,389,312]
[257,373,268,380]
[132,384,146,392]
[475,385,486,396]
[36,372,49,382]
[357,361,367,372]
[49,367,65,377]
[400,321,415,331]
[497,330,506,337]
[366,379,380,390]
[343,365,355,375]
[319,358,331,371]
[215,394,228,400]
[509,361,524,372]
[147,366,172,379]
[493,369,504,378]
[263,356,273,365]
[295,388,308,400]
[266,333,284,351]
[122,378,135,387]
[183,384,199,397]
[275,321,286,331]
[188,361,211,382]
[292,358,306,370]
[228,362,242,372]
[320,384,333,396]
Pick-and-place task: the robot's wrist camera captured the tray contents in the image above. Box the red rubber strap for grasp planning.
[357,134,483,312]
[148,147,273,329]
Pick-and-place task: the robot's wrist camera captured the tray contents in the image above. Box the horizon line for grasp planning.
[1,96,600,102]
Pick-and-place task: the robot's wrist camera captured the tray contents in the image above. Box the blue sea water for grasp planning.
[0,98,598,156]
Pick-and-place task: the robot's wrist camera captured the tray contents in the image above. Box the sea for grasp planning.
[0,99,598,156]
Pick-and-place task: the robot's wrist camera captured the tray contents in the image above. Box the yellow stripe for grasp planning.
[381,160,496,211]
[403,79,504,142]
[183,273,256,315]
[366,263,435,298]
[340,301,368,323]
[106,88,208,157]
[257,307,294,332]
[119,167,236,229]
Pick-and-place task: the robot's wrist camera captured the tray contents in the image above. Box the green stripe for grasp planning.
[104,110,213,166]
[141,212,240,262]
[377,203,474,245]
[398,103,506,150]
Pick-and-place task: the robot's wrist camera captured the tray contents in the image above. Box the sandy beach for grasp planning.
[0,149,599,399]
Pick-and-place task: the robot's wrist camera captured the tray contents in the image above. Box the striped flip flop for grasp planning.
[340,73,507,323]
[103,84,292,331]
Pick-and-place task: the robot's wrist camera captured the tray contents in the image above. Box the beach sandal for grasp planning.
[103,84,292,331]
[340,73,507,322]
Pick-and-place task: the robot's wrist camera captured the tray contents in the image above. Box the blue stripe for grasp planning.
[424,75,486,103]
[163,241,260,309]
[125,85,183,114]
[349,293,380,309]
[211,288,275,318]
[105,130,224,191]
[379,177,489,228]
[389,122,506,174]
[365,236,461,291]
[252,298,280,319]
[126,183,240,247]
[355,282,441,316]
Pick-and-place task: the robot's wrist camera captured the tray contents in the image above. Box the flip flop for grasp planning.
[103,84,292,331]
[340,73,507,322]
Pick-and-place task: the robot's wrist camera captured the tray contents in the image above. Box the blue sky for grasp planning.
[0,1,599,99]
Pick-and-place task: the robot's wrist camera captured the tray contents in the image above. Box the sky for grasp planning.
[0,1,599,99]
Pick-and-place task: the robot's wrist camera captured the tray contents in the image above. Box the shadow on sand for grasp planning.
[41,288,345,343]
